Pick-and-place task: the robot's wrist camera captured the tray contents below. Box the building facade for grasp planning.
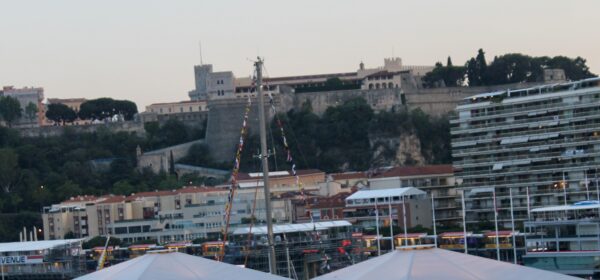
[368,165,461,227]
[451,78,600,227]
[188,57,434,101]
[1,86,45,127]
[42,170,326,243]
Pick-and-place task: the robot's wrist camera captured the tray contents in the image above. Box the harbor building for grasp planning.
[344,188,433,231]
[451,78,600,227]
[0,239,85,279]
[524,201,600,278]
[368,165,461,227]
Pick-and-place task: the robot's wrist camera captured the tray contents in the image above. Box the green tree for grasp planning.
[24,102,38,125]
[0,96,23,127]
[82,236,122,249]
[423,63,466,88]
[46,103,77,125]
[546,56,596,81]
[0,148,20,194]
[55,180,82,201]
[486,53,536,85]
[78,98,138,121]
[113,180,135,195]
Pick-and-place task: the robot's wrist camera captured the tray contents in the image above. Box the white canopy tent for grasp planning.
[313,247,580,280]
[74,252,287,280]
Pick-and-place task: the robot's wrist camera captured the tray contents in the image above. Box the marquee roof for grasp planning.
[313,247,579,280]
[75,252,286,280]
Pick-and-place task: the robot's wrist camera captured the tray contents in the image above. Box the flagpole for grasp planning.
[432,194,438,248]
[585,172,590,201]
[493,189,500,261]
[526,187,531,222]
[509,188,517,264]
[388,197,395,250]
[562,172,568,207]
[461,190,468,254]
[402,195,408,247]
[375,200,381,256]
[596,169,600,251]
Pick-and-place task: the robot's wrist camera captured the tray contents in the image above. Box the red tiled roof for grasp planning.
[330,172,367,181]
[97,195,127,204]
[62,195,97,204]
[125,186,223,201]
[372,165,454,178]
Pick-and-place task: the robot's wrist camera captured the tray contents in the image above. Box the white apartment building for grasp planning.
[451,78,600,227]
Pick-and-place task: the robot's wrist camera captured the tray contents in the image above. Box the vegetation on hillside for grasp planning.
[423,49,597,88]
[187,98,451,173]
[0,119,206,241]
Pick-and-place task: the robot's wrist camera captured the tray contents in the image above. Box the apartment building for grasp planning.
[344,188,433,230]
[451,78,600,227]
[42,169,326,242]
[368,165,460,227]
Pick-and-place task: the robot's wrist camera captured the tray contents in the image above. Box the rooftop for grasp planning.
[329,172,368,181]
[459,77,600,107]
[531,200,600,213]
[0,239,82,253]
[237,169,324,181]
[371,165,454,179]
[346,187,427,201]
[233,220,352,235]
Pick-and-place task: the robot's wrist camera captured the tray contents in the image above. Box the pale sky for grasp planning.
[1,0,598,109]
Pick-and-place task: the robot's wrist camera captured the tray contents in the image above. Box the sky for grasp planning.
[1,0,599,110]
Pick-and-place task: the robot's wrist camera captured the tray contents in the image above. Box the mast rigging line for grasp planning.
[260,68,312,221]
[220,92,253,250]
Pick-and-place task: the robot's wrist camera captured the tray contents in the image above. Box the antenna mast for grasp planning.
[199,41,203,65]
[255,57,277,274]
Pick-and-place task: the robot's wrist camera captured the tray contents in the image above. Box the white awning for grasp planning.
[346,188,426,201]
[532,201,600,213]
[0,239,82,253]
[233,221,352,235]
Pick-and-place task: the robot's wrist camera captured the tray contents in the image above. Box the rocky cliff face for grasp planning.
[370,132,426,167]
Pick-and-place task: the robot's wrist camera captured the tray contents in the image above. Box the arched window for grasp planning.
[375,83,380,89]
[369,84,374,89]
[389,82,394,88]
[382,83,387,89]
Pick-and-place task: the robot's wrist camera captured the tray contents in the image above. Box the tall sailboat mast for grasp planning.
[255,57,277,274]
